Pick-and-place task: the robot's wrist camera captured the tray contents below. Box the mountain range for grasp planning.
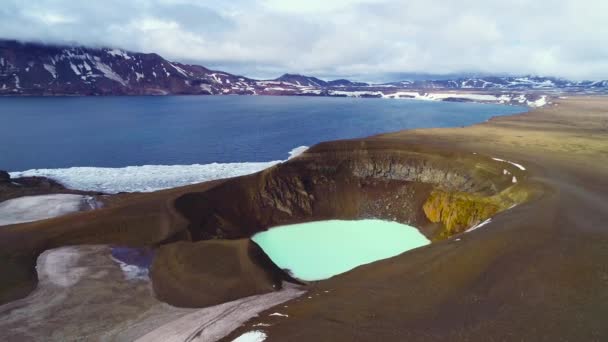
[1,39,607,98]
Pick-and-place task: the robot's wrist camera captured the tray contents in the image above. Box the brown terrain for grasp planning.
[0,172,102,202]
[0,96,607,341]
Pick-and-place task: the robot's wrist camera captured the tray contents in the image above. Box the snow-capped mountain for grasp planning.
[0,39,262,95]
[1,39,606,98]
[380,76,608,91]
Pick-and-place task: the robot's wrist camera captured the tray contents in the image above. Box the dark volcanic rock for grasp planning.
[0,170,9,183]
[0,174,101,202]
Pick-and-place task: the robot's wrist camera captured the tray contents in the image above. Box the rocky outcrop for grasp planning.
[423,190,501,238]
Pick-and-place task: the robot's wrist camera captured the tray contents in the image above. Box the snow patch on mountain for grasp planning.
[527,95,547,107]
[92,61,127,86]
[106,49,132,60]
[169,63,190,77]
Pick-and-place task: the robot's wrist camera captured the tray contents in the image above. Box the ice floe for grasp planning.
[10,147,308,193]
[10,163,279,194]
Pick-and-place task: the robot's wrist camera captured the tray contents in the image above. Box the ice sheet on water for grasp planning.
[10,147,309,194]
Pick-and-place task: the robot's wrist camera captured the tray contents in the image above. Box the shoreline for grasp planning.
[0,90,546,106]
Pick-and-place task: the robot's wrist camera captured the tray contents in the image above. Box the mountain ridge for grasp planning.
[1,39,607,98]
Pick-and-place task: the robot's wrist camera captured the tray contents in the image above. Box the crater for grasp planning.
[152,139,534,306]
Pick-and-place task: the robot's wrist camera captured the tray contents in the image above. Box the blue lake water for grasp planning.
[0,96,525,172]
[252,219,430,281]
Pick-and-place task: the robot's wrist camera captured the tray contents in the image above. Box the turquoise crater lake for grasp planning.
[252,219,430,281]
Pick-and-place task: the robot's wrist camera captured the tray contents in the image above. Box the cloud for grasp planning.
[1,0,607,80]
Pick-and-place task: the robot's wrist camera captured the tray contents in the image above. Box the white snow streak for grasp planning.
[44,64,57,78]
[269,312,288,317]
[465,218,492,233]
[491,157,526,170]
[92,61,127,86]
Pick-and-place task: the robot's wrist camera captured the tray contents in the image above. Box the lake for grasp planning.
[252,219,430,281]
[1,96,525,192]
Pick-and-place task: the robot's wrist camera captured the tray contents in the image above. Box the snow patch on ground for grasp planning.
[110,257,149,281]
[269,312,288,317]
[232,331,267,342]
[37,247,88,287]
[135,283,303,342]
[528,95,547,107]
[0,194,92,226]
[11,147,308,193]
[491,157,526,170]
[465,218,492,233]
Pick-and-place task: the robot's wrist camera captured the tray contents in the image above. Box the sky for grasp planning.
[1,0,607,81]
